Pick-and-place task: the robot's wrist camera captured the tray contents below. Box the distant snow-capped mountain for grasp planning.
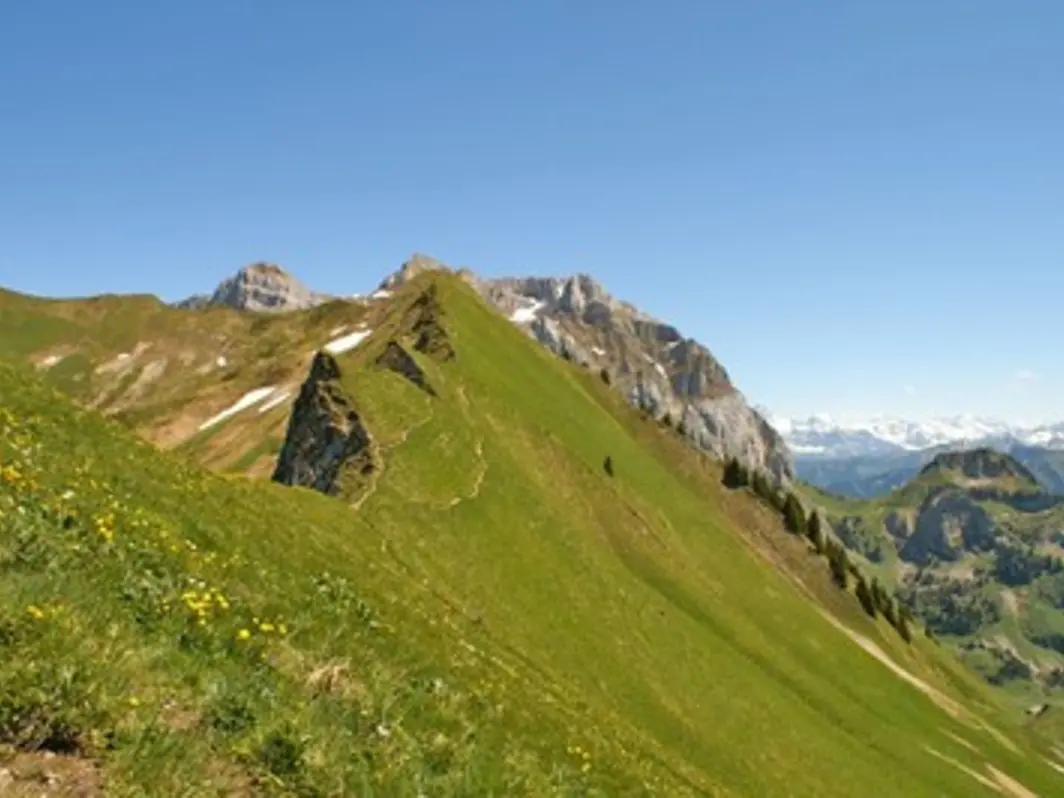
[770,414,1064,458]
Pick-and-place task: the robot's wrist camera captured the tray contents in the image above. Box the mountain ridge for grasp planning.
[177,254,795,484]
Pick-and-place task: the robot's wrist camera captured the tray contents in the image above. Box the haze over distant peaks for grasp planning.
[774,413,1064,457]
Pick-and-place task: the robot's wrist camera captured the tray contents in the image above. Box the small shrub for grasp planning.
[257,725,307,778]
[722,458,749,489]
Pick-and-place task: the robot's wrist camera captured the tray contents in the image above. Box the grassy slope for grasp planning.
[0,287,388,477]
[1,275,1062,794]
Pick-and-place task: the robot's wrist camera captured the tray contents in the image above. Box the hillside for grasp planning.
[802,449,1064,702]
[795,445,1064,500]
[3,273,1064,793]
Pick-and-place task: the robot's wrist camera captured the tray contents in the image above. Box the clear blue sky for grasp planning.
[3,1,1062,422]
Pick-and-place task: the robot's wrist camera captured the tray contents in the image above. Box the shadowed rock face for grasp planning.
[899,490,995,565]
[375,341,436,396]
[272,352,376,499]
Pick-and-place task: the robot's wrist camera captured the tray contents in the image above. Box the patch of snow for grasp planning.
[371,290,392,300]
[591,346,605,356]
[510,300,545,324]
[39,354,64,368]
[329,326,347,336]
[117,352,131,361]
[324,329,373,355]
[216,356,228,368]
[258,390,291,414]
[198,387,276,431]
[654,362,668,379]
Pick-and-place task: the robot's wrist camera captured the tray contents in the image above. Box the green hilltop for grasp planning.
[2,273,1063,794]
[801,445,1064,707]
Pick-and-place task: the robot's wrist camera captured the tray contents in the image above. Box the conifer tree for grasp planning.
[896,612,912,643]
[782,494,807,537]
[855,575,877,617]
[807,510,825,552]
[827,542,849,589]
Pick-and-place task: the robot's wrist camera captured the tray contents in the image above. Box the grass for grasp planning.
[1,274,1063,794]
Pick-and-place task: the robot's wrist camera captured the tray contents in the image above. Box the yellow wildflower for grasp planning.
[26,605,45,620]
[236,628,251,641]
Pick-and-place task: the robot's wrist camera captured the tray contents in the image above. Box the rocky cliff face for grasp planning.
[178,262,330,313]
[381,256,793,482]
[272,352,376,499]
[898,490,996,565]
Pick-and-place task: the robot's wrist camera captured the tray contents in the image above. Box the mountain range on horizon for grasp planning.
[772,413,1064,458]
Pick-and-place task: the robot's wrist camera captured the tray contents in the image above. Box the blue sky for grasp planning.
[2,1,1062,422]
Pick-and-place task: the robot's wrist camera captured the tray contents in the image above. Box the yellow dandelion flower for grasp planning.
[26,605,45,620]
[236,628,251,641]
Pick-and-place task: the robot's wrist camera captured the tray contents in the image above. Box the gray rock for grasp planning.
[178,262,330,312]
[899,489,994,565]
[272,352,377,498]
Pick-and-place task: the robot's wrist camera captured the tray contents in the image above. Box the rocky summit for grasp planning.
[177,261,330,312]
[381,254,795,483]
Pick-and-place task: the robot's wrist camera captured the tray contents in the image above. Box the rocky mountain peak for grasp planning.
[378,253,450,290]
[177,262,330,313]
